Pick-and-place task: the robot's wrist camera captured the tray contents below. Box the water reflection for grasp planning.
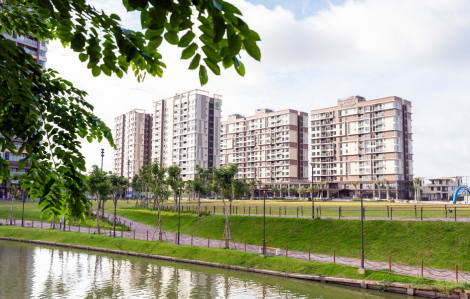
[0,241,417,298]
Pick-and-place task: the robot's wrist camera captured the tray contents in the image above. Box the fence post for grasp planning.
[78,224,80,233]
[421,207,423,220]
[421,260,423,277]
[455,207,457,222]
[286,243,288,257]
[456,265,458,283]
[214,206,215,214]
[301,206,303,216]
[391,207,393,220]
[236,206,238,215]
[309,246,311,261]
[279,207,281,217]
[445,205,447,218]
[208,237,210,248]
[387,206,389,218]
[389,256,391,273]
[339,206,341,219]
[245,239,246,252]
[249,207,251,216]
[41,221,43,229]
[134,229,135,239]
[297,207,299,218]
[121,227,123,237]
[244,206,245,214]
[256,206,257,215]
[69,223,71,231]
[175,233,177,244]
[191,235,193,246]
[270,206,271,215]
[284,206,286,216]
[333,249,336,263]
[147,231,149,241]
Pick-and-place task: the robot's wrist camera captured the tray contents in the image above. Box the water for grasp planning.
[0,241,417,298]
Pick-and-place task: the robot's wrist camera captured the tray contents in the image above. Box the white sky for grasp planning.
[46,0,470,182]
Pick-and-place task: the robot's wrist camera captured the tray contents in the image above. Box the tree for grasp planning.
[87,165,110,234]
[352,182,359,199]
[412,178,420,201]
[193,177,205,217]
[109,173,126,236]
[248,180,257,200]
[0,0,259,221]
[325,180,329,199]
[375,180,381,200]
[166,165,182,211]
[317,182,324,199]
[8,173,21,224]
[280,186,288,198]
[298,186,306,199]
[212,164,238,248]
[271,186,279,198]
[383,179,390,200]
[289,186,297,198]
[131,174,140,202]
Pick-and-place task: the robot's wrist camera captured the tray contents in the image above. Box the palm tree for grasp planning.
[307,186,313,199]
[298,186,306,199]
[271,186,279,198]
[412,178,420,201]
[289,186,297,198]
[280,186,288,198]
[375,180,381,200]
[166,165,182,211]
[383,179,390,200]
[325,180,329,199]
[249,180,256,200]
[351,181,358,199]
[317,182,323,199]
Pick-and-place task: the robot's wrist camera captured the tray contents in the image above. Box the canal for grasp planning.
[0,241,421,298]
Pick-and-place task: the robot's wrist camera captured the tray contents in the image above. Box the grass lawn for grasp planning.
[0,225,466,294]
[115,208,470,271]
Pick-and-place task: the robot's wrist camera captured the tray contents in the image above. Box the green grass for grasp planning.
[116,209,470,271]
[0,225,466,294]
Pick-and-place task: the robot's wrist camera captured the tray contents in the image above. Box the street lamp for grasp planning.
[177,180,182,245]
[310,162,315,220]
[359,191,365,273]
[263,187,266,255]
[101,149,104,171]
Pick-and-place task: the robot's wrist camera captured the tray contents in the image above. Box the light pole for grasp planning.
[263,187,266,255]
[310,162,315,220]
[360,191,365,273]
[100,149,104,171]
[127,159,130,203]
[177,181,182,245]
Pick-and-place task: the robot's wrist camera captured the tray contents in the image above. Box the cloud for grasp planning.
[46,0,470,179]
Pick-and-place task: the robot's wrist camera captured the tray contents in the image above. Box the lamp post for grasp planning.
[360,191,365,273]
[177,181,182,245]
[263,187,266,255]
[127,159,130,203]
[100,149,104,171]
[310,162,315,220]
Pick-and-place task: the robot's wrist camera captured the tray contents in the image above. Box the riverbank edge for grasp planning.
[0,232,468,299]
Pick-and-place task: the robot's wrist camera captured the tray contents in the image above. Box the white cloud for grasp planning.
[46,0,470,179]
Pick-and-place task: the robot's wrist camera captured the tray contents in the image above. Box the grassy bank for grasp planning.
[116,208,470,271]
[0,226,465,293]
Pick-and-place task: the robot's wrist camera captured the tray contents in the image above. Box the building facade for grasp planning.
[310,96,413,199]
[1,21,47,198]
[421,176,464,201]
[220,108,309,183]
[113,109,153,179]
[151,90,222,180]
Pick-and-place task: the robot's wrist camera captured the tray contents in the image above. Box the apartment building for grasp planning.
[220,108,309,183]
[0,20,48,198]
[152,90,222,180]
[421,176,464,201]
[310,96,413,199]
[113,109,153,178]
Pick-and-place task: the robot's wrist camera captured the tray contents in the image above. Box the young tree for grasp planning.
[280,186,288,198]
[352,182,359,199]
[298,186,306,199]
[413,178,420,201]
[325,180,330,199]
[289,186,297,198]
[249,180,257,200]
[8,173,21,224]
[87,165,110,235]
[271,186,279,198]
[131,174,140,204]
[109,174,124,236]
[212,164,238,248]
[375,180,381,200]
[193,177,205,218]
[166,165,182,211]
[383,179,390,200]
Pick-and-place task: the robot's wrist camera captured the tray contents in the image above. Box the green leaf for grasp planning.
[189,54,201,70]
[164,31,179,45]
[213,16,225,44]
[178,31,195,48]
[170,12,180,29]
[148,36,163,52]
[203,58,221,75]
[78,53,88,62]
[87,136,93,143]
[228,34,241,57]
[181,43,198,60]
[222,2,243,15]
[222,55,233,69]
[110,13,121,21]
[199,65,208,86]
[202,46,221,63]
[249,30,261,41]
[234,58,245,76]
[128,0,148,9]
[243,39,261,61]
[91,66,101,77]
[100,64,112,76]
[145,28,164,39]
[70,33,86,52]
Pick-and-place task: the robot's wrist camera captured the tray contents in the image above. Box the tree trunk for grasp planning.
[9,195,14,225]
[174,191,178,211]
[197,191,201,218]
[221,189,231,249]
[251,189,254,200]
[97,197,101,235]
[101,200,105,219]
[386,189,390,200]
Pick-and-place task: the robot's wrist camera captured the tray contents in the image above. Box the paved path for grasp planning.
[1,215,468,283]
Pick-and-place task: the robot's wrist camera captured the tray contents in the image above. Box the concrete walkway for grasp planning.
[1,215,468,283]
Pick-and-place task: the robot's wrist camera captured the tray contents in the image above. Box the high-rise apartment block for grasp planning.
[152,90,222,180]
[220,109,309,183]
[310,96,413,199]
[113,109,153,178]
